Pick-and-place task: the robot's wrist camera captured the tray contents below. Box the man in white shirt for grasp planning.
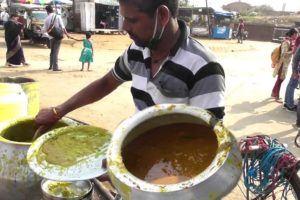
[42,5,69,71]
[0,9,9,25]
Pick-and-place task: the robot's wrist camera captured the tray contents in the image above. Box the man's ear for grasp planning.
[157,5,170,27]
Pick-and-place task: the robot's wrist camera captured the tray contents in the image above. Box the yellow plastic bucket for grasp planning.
[0,77,40,116]
[0,83,27,123]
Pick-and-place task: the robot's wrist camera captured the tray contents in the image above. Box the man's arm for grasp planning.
[41,15,50,33]
[189,62,225,119]
[35,71,123,125]
[58,15,69,38]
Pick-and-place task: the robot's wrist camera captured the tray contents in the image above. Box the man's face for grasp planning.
[292,32,299,40]
[12,16,19,21]
[120,2,156,48]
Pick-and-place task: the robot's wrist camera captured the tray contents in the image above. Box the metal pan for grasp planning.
[27,125,111,181]
[41,179,93,200]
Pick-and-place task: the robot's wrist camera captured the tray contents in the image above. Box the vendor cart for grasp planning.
[80,1,125,35]
[211,10,235,39]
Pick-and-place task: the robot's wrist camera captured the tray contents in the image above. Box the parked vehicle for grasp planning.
[272,27,290,43]
[9,3,51,48]
[190,25,210,37]
[26,9,51,48]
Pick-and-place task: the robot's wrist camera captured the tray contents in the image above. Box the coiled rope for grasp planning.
[240,135,298,199]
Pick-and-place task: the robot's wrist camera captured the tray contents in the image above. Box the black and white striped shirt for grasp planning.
[112,20,225,119]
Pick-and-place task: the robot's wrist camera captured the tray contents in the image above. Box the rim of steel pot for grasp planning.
[107,104,242,193]
[27,125,110,181]
[0,116,79,146]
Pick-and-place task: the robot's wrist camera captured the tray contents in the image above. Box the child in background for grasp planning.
[77,32,93,71]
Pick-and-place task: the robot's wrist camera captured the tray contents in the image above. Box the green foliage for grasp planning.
[179,0,190,7]
[256,5,274,12]
[238,15,300,26]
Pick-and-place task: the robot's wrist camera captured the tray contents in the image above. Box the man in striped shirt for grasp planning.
[35,0,225,129]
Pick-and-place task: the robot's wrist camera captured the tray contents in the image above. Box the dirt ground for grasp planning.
[1,30,300,199]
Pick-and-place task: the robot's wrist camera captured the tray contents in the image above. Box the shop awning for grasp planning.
[214,10,234,18]
[11,0,72,5]
[94,0,119,6]
[46,0,72,5]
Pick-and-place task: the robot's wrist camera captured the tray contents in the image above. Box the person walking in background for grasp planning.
[292,33,300,54]
[0,9,9,25]
[293,31,300,89]
[271,28,298,103]
[42,5,69,71]
[78,32,94,71]
[66,8,74,31]
[294,47,300,126]
[236,19,245,44]
[4,14,29,67]
[284,31,300,111]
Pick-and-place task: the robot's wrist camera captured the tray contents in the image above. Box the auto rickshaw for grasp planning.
[9,3,51,48]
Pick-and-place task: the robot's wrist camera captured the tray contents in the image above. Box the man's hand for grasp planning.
[32,125,51,141]
[292,71,299,79]
[34,107,62,140]
[35,107,61,126]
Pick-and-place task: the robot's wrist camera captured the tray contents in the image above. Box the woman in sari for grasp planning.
[4,14,28,66]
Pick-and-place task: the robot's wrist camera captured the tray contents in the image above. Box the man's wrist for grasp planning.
[52,107,61,120]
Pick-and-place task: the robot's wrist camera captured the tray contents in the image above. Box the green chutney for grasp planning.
[37,126,111,167]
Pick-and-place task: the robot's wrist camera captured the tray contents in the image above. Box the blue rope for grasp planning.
[242,137,293,198]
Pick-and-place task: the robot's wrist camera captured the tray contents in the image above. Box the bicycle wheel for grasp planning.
[239,135,300,200]
[271,172,300,200]
[295,134,300,148]
[239,164,300,199]
[267,169,300,200]
[288,168,300,199]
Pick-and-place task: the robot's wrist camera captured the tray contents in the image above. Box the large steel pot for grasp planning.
[107,104,242,200]
[0,116,79,200]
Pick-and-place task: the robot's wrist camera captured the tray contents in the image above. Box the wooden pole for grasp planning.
[7,0,11,13]
[205,0,211,37]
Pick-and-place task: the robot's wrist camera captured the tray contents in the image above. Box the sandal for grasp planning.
[6,62,12,67]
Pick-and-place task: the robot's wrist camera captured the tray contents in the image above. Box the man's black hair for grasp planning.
[45,5,53,13]
[10,13,19,18]
[118,0,178,18]
[86,32,92,39]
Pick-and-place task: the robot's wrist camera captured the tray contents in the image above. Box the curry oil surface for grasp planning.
[122,123,218,184]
